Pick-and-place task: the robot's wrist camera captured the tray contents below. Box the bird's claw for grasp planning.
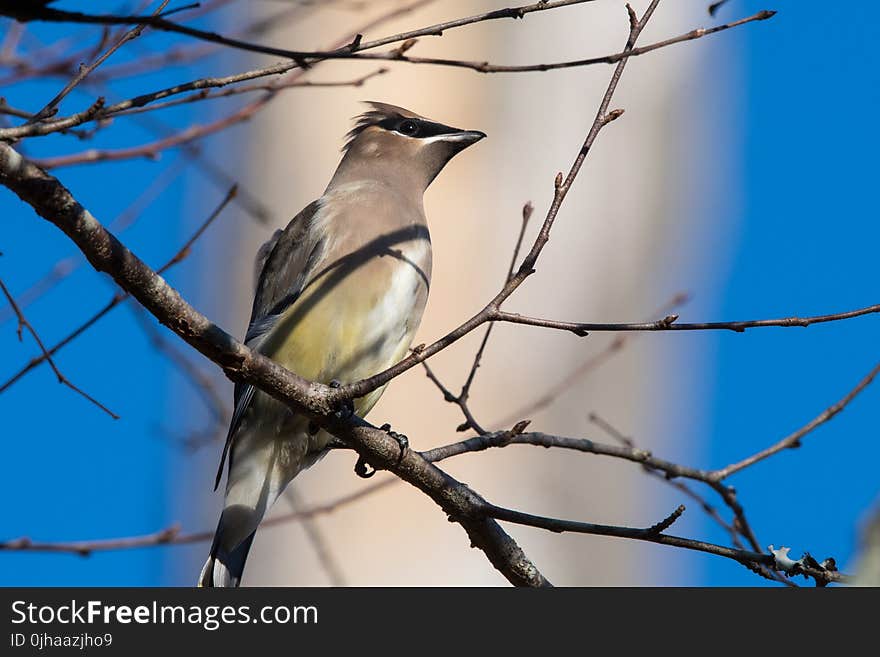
[354,455,376,478]
[329,379,354,420]
[380,422,409,465]
[353,423,408,477]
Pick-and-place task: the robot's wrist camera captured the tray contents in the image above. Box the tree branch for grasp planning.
[0,180,236,394]
[491,292,690,429]
[0,9,773,144]
[354,10,775,73]
[0,275,118,419]
[421,202,535,435]
[0,476,392,557]
[491,303,880,335]
[483,502,845,586]
[710,361,880,480]
[25,0,170,123]
[0,0,592,67]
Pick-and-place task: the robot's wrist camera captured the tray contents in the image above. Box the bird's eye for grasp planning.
[398,120,419,136]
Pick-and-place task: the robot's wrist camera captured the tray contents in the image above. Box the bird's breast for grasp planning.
[264,226,432,404]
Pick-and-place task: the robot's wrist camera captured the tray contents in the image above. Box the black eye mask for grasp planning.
[378,117,460,139]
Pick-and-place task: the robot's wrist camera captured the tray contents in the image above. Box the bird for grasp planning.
[198,102,486,587]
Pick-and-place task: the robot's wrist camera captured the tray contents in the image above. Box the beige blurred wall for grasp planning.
[199,0,732,586]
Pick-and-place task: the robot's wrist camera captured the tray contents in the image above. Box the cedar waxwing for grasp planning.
[199,102,486,587]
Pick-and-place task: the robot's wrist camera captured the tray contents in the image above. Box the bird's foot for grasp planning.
[329,379,354,420]
[354,455,376,478]
[380,422,409,466]
[352,423,408,478]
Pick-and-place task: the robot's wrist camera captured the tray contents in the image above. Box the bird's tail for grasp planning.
[198,514,256,588]
[199,431,288,587]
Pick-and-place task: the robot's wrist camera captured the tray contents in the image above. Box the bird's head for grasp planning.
[337,102,486,191]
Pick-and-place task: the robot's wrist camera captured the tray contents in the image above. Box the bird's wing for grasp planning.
[214,200,324,490]
[252,228,282,294]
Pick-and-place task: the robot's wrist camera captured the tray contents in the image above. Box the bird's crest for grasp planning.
[343,101,424,151]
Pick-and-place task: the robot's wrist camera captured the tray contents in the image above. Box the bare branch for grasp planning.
[588,411,747,551]
[0,9,773,144]
[710,361,880,480]
[0,476,394,557]
[422,202,535,434]
[586,411,790,585]
[0,526,185,557]
[355,10,776,74]
[483,503,846,586]
[491,303,880,335]
[111,68,390,119]
[0,276,118,419]
[0,183,237,394]
[132,305,228,425]
[1,1,589,68]
[492,292,690,429]
[26,1,171,123]
[485,501,688,539]
[0,157,187,325]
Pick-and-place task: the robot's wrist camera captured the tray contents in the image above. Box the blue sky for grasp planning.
[0,1,877,586]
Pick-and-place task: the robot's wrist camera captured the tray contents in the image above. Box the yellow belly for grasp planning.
[259,251,428,418]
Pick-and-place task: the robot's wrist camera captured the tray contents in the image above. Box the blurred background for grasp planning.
[1,0,877,586]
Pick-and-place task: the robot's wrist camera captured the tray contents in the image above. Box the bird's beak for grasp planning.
[443,130,487,145]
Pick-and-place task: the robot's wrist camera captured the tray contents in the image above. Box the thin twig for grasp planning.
[3,0,591,67]
[588,411,746,550]
[491,292,690,429]
[491,303,880,336]
[0,276,118,418]
[0,9,774,144]
[112,68,390,119]
[0,477,396,556]
[356,10,775,73]
[131,305,228,425]
[483,503,846,586]
[23,3,428,167]
[586,411,792,584]
[26,0,171,123]
[710,362,880,480]
[0,156,187,325]
[460,203,534,399]
[0,184,238,394]
[422,202,535,434]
